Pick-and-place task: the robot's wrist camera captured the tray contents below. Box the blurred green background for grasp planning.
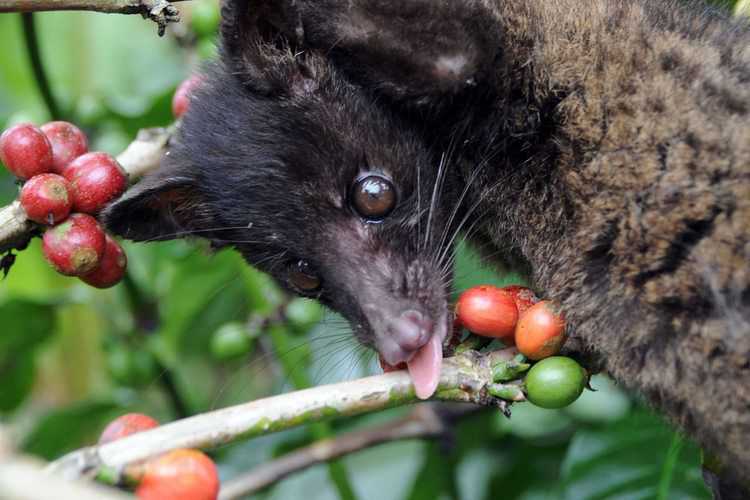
[1,1,744,498]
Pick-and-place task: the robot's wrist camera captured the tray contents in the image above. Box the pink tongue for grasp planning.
[406,334,443,400]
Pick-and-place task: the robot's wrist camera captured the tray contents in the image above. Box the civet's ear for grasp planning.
[219,0,314,96]
[294,0,503,102]
[102,167,213,243]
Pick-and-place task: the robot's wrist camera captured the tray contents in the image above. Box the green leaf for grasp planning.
[21,399,123,459]
[0,299,55,411]
[405,441,458,500]
[0,299,55,351]
[0,240,73,301]
[0,351,35,412]
[560,410,710,500]
[159,249,249,355]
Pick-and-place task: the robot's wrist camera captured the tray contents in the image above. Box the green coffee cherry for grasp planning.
[211,322,253,360]
[107,347,158,388]
[285,298,324,334]
[190,0,220,38]
[525,356,587,409]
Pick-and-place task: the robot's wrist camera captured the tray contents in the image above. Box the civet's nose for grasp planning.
[380,309,434,365]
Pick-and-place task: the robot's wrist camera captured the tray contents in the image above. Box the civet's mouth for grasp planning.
[377,309,448,399]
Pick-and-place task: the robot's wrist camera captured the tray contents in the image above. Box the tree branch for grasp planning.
[0,0,185,14]
[47,348,519,483]
[219,404,479,500]
[0,125,175,254]
[0,425,132,500]
[0,1,187,35]
[0,201,35,254]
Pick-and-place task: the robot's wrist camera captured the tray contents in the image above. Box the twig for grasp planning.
[47,348,513,482]
[0,1,187,36]
[115,125,175,179]
[0,0,184,12]
[219,404,478,499]
[0,201,35,254]
[0,125,176,254]
[0,426,132,500]
[21,13,65,121]
[0,455,134,500]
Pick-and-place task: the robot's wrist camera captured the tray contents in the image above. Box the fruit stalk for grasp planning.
[0,125,174,254]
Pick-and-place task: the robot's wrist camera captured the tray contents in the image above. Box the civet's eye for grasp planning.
[288,259,321,293]
[350,174,396,221]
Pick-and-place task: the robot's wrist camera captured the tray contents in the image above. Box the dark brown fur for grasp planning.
[104,0,750,488]
[291,0,750,485]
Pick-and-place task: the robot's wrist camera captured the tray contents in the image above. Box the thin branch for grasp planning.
[21,13,65,121]
[47,348,518,482]
[1,1,187,36]
[0,425,132,500]
[1,455,135,500]
[116,124,175,179]
[0,125,176,254]
[219,404,479,500]
[0,201,35,254]
[0,0,185,14]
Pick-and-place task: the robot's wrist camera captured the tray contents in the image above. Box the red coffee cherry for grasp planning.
[455,285,519,338]
[502,285,540,314]
[80,234,127,288]
[19,173,72,225]
[135,449,220,500]
[42,213,106,276]
[40,121,88,174]
[63,152,128,214]
[515,301,567,360]
[172,75,203,118]
[98,413,160,445]
[0,123,54,179]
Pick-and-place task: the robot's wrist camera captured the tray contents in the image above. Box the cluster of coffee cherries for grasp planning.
[98,413,219,500]
[455,285,586,409]
[0,121,128,288]
[455,285,565,359]
[380,285,587,409]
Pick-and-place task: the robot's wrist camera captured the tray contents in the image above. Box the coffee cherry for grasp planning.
[172,75,203,118]
[63,152,128,214]
[107,346,158,388]
[19,173,72,225]
[42,213,106,275]
[190,1,220,37]
[455,285,518,338]
[0,123,54,179]
[99,413,160,445]
[515,301,566,360]
[502,285,540,314]
[135,449,219,500]
[285,298,324,334]
[80,234,127,288]
[40,121,88,174]
[210,322,253,360]
[525,356,587,409]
